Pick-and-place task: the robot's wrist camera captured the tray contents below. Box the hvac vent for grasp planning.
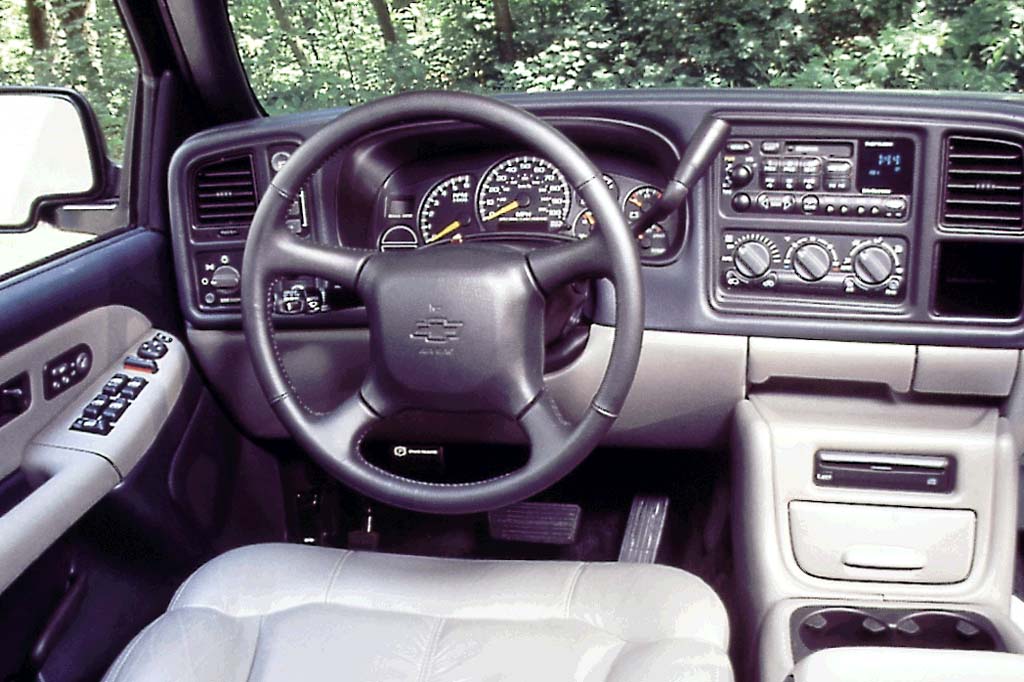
[192,155,257,228]
[942,135,1023,232]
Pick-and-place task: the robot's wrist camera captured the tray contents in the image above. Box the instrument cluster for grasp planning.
[374,153,674,259]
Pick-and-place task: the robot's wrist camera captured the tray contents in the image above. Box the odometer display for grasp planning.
[477,156,571,232]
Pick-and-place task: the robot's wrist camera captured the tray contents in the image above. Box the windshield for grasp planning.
[229,0,1024,114]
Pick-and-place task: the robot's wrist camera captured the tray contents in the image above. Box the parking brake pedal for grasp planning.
[488,502,581,545]
[618,495,669,563]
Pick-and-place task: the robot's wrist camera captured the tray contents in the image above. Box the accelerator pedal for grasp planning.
[618,495,669,563]
[488,502,581,545]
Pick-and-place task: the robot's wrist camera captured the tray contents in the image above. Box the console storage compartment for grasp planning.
[789,501,975,583]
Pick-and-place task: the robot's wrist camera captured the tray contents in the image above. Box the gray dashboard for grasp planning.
[169,89,1024,349]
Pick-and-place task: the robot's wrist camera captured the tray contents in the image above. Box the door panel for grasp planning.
[0,228,274,681]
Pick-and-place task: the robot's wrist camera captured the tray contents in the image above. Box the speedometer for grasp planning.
[477,156,571,232]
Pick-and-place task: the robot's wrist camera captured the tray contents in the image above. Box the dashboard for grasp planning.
[168,90,1024,349]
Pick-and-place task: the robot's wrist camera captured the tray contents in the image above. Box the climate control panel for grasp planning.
[719,231,907,302]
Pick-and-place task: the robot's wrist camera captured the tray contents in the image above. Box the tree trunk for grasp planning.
[52,0,105,108]
[369,0,398,45]
[492,0,515,62]
[268,0,311,69]
[25,0,52,82]
[26,0,49,49]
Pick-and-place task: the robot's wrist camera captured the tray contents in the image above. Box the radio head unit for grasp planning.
[720,136,915,220]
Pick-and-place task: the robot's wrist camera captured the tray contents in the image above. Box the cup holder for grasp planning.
[791,606,1005,661]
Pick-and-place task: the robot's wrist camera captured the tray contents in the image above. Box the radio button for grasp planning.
[760,141,782,154]
[732,193,753,212]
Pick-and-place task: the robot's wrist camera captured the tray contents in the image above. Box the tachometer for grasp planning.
[418,174,478,244]
[477,156,571,232]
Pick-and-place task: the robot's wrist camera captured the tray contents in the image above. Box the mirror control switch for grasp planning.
[137,339,168,360]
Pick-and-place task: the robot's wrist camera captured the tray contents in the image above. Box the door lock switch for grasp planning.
[124,356,158,374]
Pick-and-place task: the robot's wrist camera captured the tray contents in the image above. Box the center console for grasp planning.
[732,345,1024,681]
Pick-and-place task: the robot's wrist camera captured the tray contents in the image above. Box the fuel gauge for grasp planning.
[572,210,597,239]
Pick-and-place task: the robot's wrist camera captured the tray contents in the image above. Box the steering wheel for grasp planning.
[241,92,643,514]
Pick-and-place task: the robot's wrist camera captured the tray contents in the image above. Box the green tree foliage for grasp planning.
[2,1,1022,160]
[229,0,1024,109]
[1,0,135,158]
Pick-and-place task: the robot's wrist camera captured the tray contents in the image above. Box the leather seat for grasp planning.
[102,544,732,681]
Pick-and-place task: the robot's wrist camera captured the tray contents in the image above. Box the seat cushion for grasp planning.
[103,544,732,682]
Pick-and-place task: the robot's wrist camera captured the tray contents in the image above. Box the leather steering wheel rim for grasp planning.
[241,91,644,514]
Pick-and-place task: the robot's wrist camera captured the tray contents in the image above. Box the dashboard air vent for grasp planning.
[192,155,257,228]
[942,135,1023,232]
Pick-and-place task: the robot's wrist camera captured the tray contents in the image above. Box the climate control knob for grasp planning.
[734,240,772,279]
[792,243,832,282]
[852,245,895,285]
[210,265,241,291]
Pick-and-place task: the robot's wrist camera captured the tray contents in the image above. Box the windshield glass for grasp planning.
[228,0,1024,114]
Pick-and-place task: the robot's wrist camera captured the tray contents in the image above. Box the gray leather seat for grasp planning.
[102,543,733,681]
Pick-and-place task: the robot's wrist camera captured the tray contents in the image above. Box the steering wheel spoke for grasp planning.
[518,394,574,464]
[263,229,374,290]
[306,392,381,464]
[526,235,613,294]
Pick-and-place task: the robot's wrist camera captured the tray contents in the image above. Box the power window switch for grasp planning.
[82,395,109,418]
[102,398,129,422]
[102,374,129,396]
[71,417,112,435]
[124,356,158,374]
[121,377,148,399]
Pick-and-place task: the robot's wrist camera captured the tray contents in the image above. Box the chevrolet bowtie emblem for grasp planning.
[411,317,463,344]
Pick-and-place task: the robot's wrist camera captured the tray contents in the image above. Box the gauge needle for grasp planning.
[628,196,645,208]
[428,219,463,243]
[481,199,520,222]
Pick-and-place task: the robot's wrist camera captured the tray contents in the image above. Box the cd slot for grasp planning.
[814,451,954,493]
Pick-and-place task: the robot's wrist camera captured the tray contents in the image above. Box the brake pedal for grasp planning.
[488,502,581,545]
[618,495,669,563]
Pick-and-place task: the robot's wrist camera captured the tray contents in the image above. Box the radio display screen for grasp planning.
[858,139,915,194]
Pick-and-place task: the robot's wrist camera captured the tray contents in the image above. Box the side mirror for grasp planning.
[0,87,108,231]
